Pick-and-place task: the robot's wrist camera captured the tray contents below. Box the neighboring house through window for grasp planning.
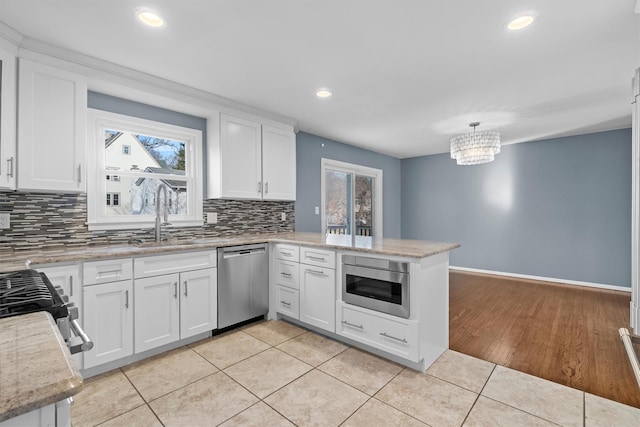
[87,109,203,230]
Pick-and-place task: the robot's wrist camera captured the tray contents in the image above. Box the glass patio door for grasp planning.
[324,168,375,240]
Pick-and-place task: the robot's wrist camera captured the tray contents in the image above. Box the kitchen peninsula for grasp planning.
[0,232,458,384]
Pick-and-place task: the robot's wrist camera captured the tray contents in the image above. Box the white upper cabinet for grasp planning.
[262,125,296,200]
[17,58,87,192]
[209,113,296,200]
[0,44,17,190]
[219,114,262,199]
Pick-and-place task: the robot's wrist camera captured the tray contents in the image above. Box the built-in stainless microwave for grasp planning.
[342,255,410,318]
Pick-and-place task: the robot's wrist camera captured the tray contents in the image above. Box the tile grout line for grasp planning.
[457,363,497,426]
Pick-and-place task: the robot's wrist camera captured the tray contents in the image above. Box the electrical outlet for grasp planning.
[315,206,319,215]
[0,212,9,229]
[207,212,218,224]
[281,212,286,221]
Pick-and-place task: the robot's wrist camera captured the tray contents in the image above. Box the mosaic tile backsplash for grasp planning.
[0,192,294,254]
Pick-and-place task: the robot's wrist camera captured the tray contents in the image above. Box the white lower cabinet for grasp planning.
[271,245,336,331]
[134,273,180,353]
[34,263,83,369]
[337,302,419,362]
[83,279,133,369]
[299,264,335,332]
[180,268,218,338]
[134,267,217,353]
[275,284,299,319]
[35,263,82,324]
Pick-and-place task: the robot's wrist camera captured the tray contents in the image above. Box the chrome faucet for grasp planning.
[155,183,170,242]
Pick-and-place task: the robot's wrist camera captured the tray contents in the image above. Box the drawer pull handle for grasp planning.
[380,332,408,343]
[97,269,122,278]
[125,290,129,308]
[280,300,291,306]
[184,280,188,297]
[281,252,293,257]
[306,269,324,276]
[174,282,178,299]
[307,255,326,262]
[281,272,292,277]
[70,276,73,297]
[341,320,363,329]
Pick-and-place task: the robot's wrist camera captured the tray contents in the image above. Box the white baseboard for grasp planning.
[449,265,632,293]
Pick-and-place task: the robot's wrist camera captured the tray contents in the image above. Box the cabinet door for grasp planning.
[0,46,16,190]
[35,263,84,369]
[299,265,335,332]
[180,268,217,339]
[220,114,262,199]
[36,264,82,318]
[262,125,296,200]
[134,273,180,353]
[83,280,133,369]
[17,58,87,192]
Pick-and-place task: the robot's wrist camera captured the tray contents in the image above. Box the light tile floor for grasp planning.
[72,320,640,427]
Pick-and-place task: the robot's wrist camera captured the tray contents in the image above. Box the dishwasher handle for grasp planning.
[220,245,267,259]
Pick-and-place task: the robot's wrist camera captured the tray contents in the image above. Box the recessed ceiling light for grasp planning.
[136,8,165,27]
[506,12,537,31]
[316,89,333,98]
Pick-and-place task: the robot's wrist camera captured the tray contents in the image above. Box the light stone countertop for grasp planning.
[0,311,84,422]
[0,232,458,421]
[0,232,459,272]
[0,232,460,271]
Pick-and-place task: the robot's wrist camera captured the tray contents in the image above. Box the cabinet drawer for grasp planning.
[300,246,335,269]
[274,243,299,262]
[338,303,419,362]
[84,258,133,285]
[134,251,216,278]
[274,260,299,289]
[275,285,299,319]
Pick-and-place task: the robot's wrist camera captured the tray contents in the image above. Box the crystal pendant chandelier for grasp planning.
[450,122,501,165]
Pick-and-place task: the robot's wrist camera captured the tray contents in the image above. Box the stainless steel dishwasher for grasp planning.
[217,243,269,329]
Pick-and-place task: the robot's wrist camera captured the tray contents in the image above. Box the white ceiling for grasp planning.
[0,1,638,159]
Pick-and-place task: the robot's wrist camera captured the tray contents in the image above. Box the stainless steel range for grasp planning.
[0,269,93,354]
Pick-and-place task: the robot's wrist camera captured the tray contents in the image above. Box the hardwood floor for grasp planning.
[449,270,640,408]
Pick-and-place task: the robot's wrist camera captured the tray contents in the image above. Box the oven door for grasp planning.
[342,264,410,318]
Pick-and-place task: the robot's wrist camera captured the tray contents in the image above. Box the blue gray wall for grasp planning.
[401,129,632,287]
[295,132,402,238]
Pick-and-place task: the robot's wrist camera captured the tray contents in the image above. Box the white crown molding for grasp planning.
[0,24,297,129]
[0,20,23,47]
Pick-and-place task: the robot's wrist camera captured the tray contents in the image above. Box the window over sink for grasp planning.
[87,109,203,230]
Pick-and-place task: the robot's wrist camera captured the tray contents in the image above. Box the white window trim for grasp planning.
[321,158,383,240]
[87,108,203,230]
